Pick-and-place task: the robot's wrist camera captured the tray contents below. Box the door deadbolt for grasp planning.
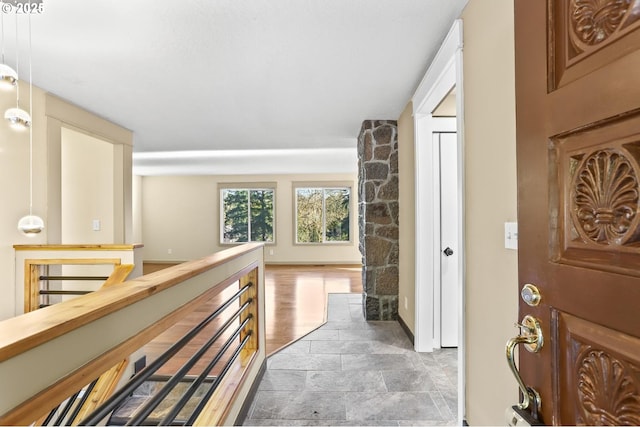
[443,247,454,256]
[521,284,541,307]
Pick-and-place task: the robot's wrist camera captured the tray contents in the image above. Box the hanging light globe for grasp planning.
[18,214,44,235]
[0,63,17,89]
[5,106,31,129]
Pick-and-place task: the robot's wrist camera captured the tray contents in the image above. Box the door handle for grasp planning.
[506,315,543,414]
[443,247,454,256]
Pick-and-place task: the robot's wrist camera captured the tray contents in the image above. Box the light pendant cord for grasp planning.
[14,10,19,107]
[1,4,4,64]
[28,6,33,215]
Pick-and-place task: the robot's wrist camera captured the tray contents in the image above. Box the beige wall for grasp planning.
[132,175,143,245]
[45,95,133,245]
[61,128,115,243]
[0,84,133,320]
[0,81,47,320]
[141,173,361,264]
[462,0,519,424]
[395,1,519,422]
[397,102,415,332]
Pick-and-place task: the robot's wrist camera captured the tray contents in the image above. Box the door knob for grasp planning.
[506,315,543,415]
[443,247,454,256]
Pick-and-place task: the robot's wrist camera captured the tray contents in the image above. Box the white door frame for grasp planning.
[411,19,465,422]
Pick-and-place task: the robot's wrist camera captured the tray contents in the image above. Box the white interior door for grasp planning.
[439,132,459,348]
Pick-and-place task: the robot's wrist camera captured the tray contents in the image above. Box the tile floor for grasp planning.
[242,293,458,426]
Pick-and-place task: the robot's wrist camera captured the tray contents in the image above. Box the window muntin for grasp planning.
[221,188,274,243]
[295,187,350,244]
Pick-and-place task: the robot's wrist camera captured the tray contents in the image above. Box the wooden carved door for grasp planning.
[515,0,640,424]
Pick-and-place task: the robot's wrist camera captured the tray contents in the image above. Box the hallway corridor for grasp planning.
[242,293,458,426]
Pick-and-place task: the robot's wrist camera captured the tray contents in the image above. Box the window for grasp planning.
[221,188,274,243]
[295,187,350,243]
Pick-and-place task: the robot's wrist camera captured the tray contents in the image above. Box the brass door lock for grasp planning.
[506,315,543,413]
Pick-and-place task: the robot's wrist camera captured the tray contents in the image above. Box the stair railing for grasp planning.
[0,243,265,426]
[29,263,134,425]
[15,244,144,314]
[26,263,135,311]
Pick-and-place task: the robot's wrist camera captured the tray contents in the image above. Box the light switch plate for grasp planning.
[505,222,518,250]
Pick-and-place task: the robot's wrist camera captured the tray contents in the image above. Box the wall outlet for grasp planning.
[167,248,172,254]
[92,219,101,231]
[269,249,274,256]
[133,356,146,374]
[404,296,408,310]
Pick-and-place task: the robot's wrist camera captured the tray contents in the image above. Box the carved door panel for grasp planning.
[515,0,640,424]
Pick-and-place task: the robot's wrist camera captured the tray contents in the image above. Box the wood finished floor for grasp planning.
[264,265,363,354]
[141,264,363,376]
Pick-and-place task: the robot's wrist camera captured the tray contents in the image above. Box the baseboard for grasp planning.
[144,260,362,268]
[397,315,415,346]
[234,358,267,425]
[264,262,362,267]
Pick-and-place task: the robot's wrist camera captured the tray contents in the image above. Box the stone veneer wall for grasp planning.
[357,120,399,320]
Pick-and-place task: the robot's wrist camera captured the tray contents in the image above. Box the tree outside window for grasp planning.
[296,187,350,243]
[221,189,274,243]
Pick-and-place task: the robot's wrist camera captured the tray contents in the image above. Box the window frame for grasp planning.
[293,184,352,245]
[219,184,276,245]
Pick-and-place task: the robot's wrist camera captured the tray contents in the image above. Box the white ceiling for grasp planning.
[3,0,468,174]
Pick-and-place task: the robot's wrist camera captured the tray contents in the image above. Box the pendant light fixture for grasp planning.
[0,7,17,90]
[17,5,43,236]
[5,9,30,130]
[0,63,18,89]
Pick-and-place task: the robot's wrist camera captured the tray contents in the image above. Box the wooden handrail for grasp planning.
[0,242,265,425]
[101,263,135,288]
[16,244,143,315]
[1,243,263,360]
[25,263,136,312]
[14,244,144,251]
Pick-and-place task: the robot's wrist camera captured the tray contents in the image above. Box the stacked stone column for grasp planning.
[357,120,399,320]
